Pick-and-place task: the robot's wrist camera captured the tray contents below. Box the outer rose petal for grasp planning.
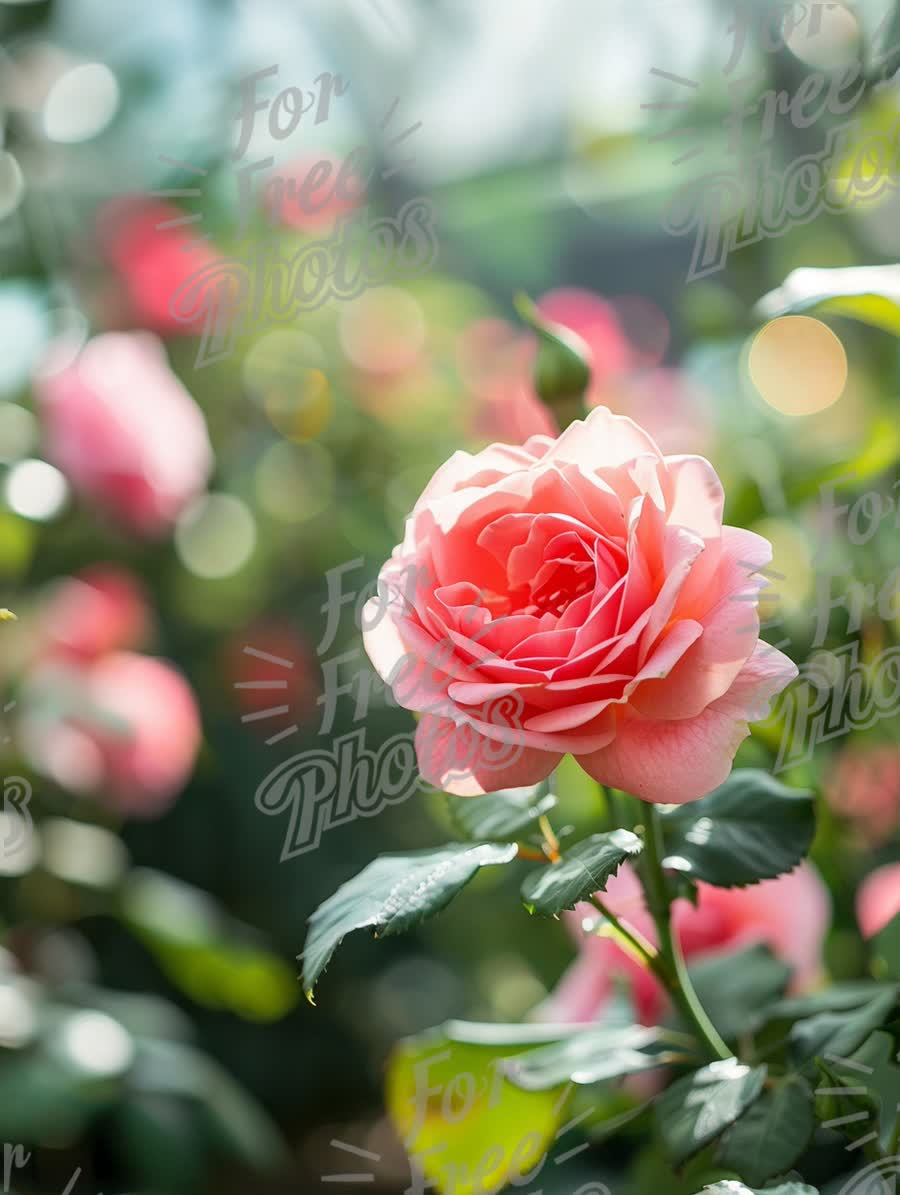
[576,641,798,803]
[856,863,900,938]
[415,714,560,796]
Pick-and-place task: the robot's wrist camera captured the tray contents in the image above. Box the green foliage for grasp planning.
[655,1060,768,1166]
[685,944,791,1040]
[385,1028,566,1195]
[446,783,557,842]
[660,771,815,888]
[716,1075,815,1186]
[520,829,642,914]
[302,842,518,994]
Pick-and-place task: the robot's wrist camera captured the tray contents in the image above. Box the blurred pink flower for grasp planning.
[262,154,365,233]
[458,318,559,445]
[856,864,900,938]
[35,332,213,537]
[98,197,222,335]
[826,745,900,847]
[599,368,714,457]
[22,651,201,818]
[544,861,830,1026]
[40,566,151,663]
[223,620,320,733]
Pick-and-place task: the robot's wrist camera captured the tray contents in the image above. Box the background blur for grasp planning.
[0,0,899,1191]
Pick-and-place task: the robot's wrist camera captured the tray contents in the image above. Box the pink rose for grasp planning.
[35,332,213,537]
[21,651,201,818]
[364,405,797,801]
[40,566,150,663]
[826,745,900,847]
[544,862,830,1026]
[856,864,900,939]
[98,197,223,336]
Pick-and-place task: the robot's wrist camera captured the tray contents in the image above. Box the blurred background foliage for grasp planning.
[0,0,898,1191]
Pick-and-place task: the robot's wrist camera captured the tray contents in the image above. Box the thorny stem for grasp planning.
[639,804,732,1062]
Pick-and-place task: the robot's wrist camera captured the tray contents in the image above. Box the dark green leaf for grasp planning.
[789,987,899,1066]
[446,784,557,842]
[302,842,517,993]
[717,1074,815,1186]
[686,943,791,1040]
[655,1059,767,1166]
[660,770,815,888]
[762,982,890,1025]
[521,830,642,915]
[814,1057,880,1149]
[504,1024,689,1091]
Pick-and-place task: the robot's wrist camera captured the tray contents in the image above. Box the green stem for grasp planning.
[640,805,732,1062]
[588,894,659,970]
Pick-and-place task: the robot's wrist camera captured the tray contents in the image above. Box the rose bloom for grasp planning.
[20,651,201,818]
[825,745,900,847]
[543,862,829,1026]
[98,197,222,335]
[35,332,213,537]
[364,405,797,801]
[39,566,150,663]
[856,864,900,939]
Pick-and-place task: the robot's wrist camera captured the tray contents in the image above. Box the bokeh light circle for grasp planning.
[748,315,847,416]
[243,330,331,442]
[5,459,68,521]
[338,287,426,375]
[176,494,257,579]
[43,63,119,143]
[255,440,334,523]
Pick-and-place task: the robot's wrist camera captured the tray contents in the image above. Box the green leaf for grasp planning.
[660,770,815,888]
[446,784,557,842]
[756,265,900,336]
[789,986,899,1066]
[655,1059,767,1166]
[702,1183,819,1195]
[119,868,298,1021]
[761,982,890,1025]
[504,1024,690,1091]
[717,1074,815,1186]
[814,1057,880,1149]
[872,912,900,981]
[302,842,517,994]
[520,829,642,915]
[386,1029,565,1195]
[129,1038,288,1171]
[686,943,791,1041]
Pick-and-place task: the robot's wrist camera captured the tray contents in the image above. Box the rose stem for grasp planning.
[587,894,659,969]
[639,803,732,1062]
